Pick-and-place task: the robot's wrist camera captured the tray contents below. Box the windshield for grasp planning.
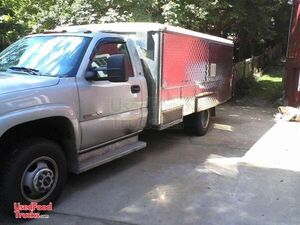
[0,36,91,77]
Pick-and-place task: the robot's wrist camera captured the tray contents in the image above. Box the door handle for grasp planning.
[131,85,141,93]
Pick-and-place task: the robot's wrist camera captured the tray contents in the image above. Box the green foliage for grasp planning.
[0,0,292,60]
[34,0,98,31]
[235,70,283,105]
[230,0,289,59]
[0,2,27,50]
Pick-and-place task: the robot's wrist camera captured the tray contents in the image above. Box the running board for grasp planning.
[77,136,146,173]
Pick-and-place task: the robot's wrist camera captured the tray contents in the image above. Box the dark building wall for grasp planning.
[286,0,300,107]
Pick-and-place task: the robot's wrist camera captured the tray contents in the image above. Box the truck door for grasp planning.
[78,38,143,150]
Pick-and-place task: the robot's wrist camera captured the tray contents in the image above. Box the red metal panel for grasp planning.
[181,86,196,98]
[161,31,233,104]
[161,88,181,101]
[209,43,233,64]
[162,32,209,102]
[162,32,209,88]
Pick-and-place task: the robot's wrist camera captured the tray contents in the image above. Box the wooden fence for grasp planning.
[233,44,283,82]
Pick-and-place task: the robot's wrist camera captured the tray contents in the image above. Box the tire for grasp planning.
[184,109,211,136]
[0,138,67,214]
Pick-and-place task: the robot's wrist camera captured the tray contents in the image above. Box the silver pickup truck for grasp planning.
[0,23,233,212]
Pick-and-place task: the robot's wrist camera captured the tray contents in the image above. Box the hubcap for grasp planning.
[33,168,54,193]
[21,156,58,202]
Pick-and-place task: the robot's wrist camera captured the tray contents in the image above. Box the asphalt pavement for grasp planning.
[1,103,300,225]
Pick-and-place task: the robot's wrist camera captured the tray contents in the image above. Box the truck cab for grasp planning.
[0,31,148,213]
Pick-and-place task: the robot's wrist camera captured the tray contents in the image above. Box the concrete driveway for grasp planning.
[1,103,300,225]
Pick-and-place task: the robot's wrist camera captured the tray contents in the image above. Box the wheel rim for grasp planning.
[21,156,58,202]
[201,110,210,129]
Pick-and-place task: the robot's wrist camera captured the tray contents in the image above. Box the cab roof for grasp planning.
[55,22,233,46]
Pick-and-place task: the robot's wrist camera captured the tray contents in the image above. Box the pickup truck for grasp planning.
[0,23,233,212]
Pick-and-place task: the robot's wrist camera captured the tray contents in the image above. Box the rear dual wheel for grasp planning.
[184,109,211,136]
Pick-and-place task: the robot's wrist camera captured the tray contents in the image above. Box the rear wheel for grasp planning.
[184,109,211,136]
[0,139,67,214]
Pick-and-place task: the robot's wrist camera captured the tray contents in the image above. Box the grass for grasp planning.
[234,68,283,106]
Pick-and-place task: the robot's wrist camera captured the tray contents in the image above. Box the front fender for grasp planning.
[0,104,81,150]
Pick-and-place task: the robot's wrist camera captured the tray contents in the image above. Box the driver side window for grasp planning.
[91,42,134,79]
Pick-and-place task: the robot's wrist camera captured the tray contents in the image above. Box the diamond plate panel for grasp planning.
[161,32,233,118]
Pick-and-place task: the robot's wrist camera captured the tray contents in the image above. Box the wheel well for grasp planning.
[0,117,78,173]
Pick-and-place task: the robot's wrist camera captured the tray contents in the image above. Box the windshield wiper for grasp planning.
[8,67,40,75]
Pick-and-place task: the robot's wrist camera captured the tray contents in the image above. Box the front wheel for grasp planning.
[184,109,211,136]
[0,139,67,214]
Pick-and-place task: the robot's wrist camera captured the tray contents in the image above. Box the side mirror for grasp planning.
[107,54,128,82]
[85,70,98,81]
